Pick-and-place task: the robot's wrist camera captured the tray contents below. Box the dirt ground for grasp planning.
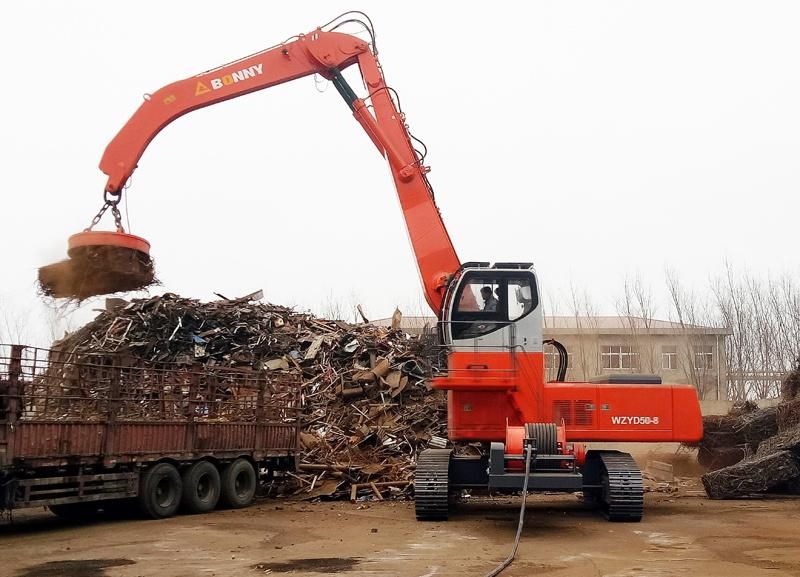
[2,489,800,577]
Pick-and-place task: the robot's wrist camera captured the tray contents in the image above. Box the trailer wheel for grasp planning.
[220,458,257,508]
[138,462,182,519]
[48,502,100,520]
[181,461,221,514]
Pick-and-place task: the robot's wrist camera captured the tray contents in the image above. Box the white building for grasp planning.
[371,315,731,400]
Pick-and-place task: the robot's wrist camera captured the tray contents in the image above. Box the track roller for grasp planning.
[415,448,452,521]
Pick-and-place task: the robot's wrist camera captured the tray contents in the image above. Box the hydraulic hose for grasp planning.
[543,339,568,382]
[483,443,533,577]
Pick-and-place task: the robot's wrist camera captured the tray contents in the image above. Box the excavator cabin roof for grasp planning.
[460,262,534,270]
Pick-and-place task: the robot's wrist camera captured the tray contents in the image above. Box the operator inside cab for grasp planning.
[480,286,499,312]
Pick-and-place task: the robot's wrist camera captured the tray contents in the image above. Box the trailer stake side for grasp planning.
[0,344,300,519]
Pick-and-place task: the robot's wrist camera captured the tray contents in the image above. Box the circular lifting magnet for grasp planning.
[67,230,151,257]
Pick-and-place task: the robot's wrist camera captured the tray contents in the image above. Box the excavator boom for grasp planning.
[95,28,460,311]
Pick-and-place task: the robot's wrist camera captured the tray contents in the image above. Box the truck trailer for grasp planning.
[0,344,299,519]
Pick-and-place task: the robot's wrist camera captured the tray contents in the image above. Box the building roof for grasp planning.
[370,316,436,329]
[543,315,730,335]
[371,315,731,335]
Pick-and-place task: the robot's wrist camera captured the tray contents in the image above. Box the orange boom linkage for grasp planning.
[42,12,702,522]
[94,22,459,313]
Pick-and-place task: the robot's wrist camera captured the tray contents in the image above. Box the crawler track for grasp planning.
[414,449,451,521]
[599,451,644,522]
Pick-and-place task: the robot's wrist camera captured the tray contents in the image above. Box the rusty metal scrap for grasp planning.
[3,344,299,425]
[44,291,447,499]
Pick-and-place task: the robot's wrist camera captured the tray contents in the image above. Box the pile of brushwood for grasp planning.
[697,364,800,499]
[48,292,450,501]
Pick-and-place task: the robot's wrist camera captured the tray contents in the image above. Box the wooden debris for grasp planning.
[702,451,800,499]
[696,399,800,498]
[694,403,777,469]
[369,482,384,500]
[356,304,369,324]
[781,363,800,401]
[777,399,800,431]
[349,480,411,502]
[756,426,800,458]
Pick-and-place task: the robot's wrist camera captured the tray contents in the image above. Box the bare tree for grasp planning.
[42,302,77,345]
[711,262,751,400]
[665,269,719,399]
[616,275,659,374]
[568,283,600,380]
[319,291,346,321]
[0,297,30,344]
[551,265,800,401]
[711,264,799,399]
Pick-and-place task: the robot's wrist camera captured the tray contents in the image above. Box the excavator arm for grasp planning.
[98,27,460,312]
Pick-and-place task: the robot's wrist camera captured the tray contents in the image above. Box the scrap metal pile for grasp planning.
[697,365,800,499]
[49,292,447,500]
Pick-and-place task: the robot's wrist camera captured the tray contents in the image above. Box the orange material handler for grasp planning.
[52,12,702,522]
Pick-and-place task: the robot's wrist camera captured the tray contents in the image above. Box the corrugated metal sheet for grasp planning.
[9,421,297,464]
[112,423,189,455]
[195,423,253,451]
[262,425,297,451]
[15,423,105,457]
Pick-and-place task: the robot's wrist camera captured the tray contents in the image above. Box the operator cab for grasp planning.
[442,262,543,353]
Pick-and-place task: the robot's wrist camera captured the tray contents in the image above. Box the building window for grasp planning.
[601,345,639,370]
[694,345,714,370]
[662,346,678,370]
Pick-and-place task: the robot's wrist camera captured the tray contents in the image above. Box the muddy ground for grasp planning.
[2,489,799,577]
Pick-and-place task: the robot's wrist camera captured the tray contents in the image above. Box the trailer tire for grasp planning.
[138,462,182,519]
[49,502,100,521]
[220,458,257,508]
[181,461,221,514]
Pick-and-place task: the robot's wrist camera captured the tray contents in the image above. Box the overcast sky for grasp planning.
[2,1,799,345]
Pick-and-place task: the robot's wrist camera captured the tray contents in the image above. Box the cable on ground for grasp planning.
[483,443,533,577]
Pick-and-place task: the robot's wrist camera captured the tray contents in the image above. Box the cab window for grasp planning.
[507,278,534,321]
[452,277,503,340]
[450,273,538,341]
[457,279,501,313]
